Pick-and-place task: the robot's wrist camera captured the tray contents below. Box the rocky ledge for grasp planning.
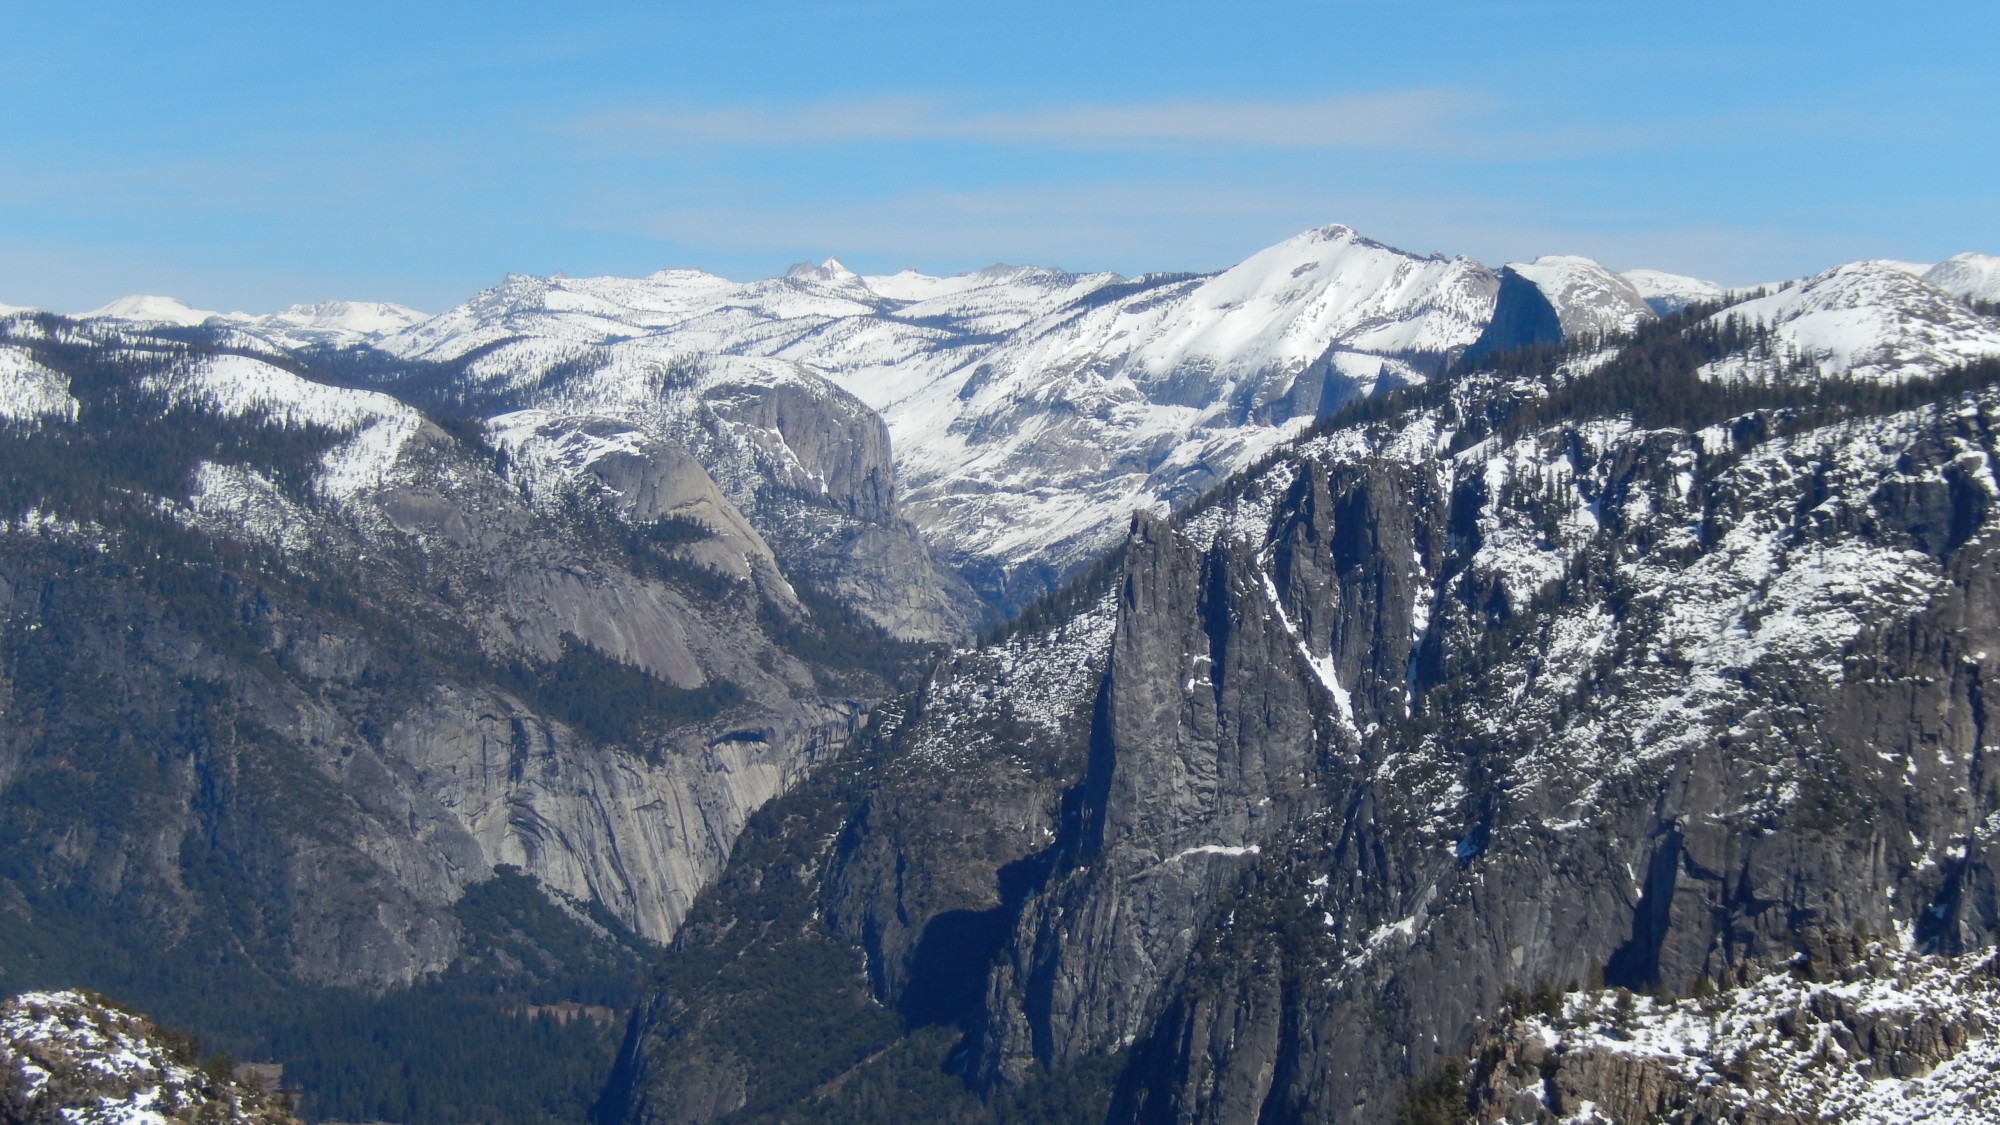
[1465,936,2000,1124]
[1,990,300,1125]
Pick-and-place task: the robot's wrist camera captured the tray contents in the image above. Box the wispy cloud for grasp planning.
[574,90,1480,152]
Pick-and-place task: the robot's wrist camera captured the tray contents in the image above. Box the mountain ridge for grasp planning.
[69,226,1997,617]
[8,220,2000,1124]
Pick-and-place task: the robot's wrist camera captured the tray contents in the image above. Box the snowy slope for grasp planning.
[1621,268,1724,314]
[145,352,425,500]
[864,225,1493,593]
[454,335,871,505]
[370,224,1498,608]
[1707,260,2000,383]
[84,294,231,327]
[244,299,429,347]
[1925,252,2000,304]
[81,294,429,349]
[68,227,1999,614]
[1876,259,1935,277]
[1114,224,1496,371]
[379,259,1109,388]
[0,344,77,424]
[1509,255,1654,338]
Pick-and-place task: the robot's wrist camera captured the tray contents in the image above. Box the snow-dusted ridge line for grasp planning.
[144,353,426,500]
[1620,268,1724,314]
[1706,260,2000,384]
[368,224,1497,591]
[1926,251,2000,304]
[1509,255,1654,338]
[60,224,2000,612]
[79,294,429,348]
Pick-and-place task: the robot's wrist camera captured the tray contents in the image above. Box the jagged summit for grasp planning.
[784,256,859,283]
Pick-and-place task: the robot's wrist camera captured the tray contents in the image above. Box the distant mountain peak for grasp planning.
[1506,255,1653,338]
[1925,251,2000,304]
[265,299,429,335]
[83,294,229,326]
[786,257,859,283]
[1709,257,2000,382]
[1622,268,1724,314]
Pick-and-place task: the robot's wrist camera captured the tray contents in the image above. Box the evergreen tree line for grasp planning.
[1314,296,2000,456]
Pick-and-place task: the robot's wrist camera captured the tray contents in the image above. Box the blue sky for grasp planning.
[3,0,1996,312]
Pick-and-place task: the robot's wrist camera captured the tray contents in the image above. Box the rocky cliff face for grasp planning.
[1090,360,2000,1123]
[608,294,2000,1124]
[29,230,2000,1123]
[357,336,981,641]
[1464,938,2000,1124]
[0,315,910,1002]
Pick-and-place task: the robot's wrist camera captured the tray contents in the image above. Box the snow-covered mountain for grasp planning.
[243,299,429,347]
[369,223,1497,609]
[1926,251,2000,304]
[57,226,2000,614]
[80,294,427,347]
[1508,254,1654,337]
[349,227,2000,611]
[12,223,2000,1125]
[1621,267,1725,314]
[84,293,233,327]
[874,225,1496,601]
[1706,259,2000,383]
[607,269,2000,1123]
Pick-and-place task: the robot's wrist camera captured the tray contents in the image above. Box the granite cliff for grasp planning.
[608,288,2000,1124]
